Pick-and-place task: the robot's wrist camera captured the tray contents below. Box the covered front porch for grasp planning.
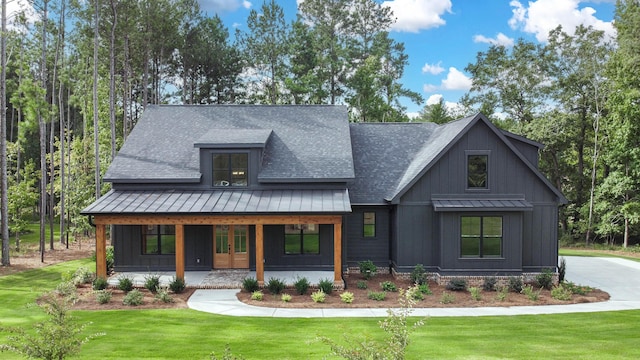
[107,270,335,289]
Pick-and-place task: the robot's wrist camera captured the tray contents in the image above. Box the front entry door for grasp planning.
[213,225,249,269]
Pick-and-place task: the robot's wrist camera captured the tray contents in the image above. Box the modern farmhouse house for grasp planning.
[82,105,567,287]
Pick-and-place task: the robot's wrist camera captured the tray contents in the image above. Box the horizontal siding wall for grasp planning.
[346,207,390,268]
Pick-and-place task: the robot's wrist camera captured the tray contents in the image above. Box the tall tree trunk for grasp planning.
[93,0,101,200]
[1,0,9,266]
[109,0,117,161]
[39,0,49,263]
[123,31,130,140]
[58,0,66,246]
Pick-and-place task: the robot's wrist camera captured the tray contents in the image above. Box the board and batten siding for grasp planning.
[345,207,391,268]
[392,120,560,273]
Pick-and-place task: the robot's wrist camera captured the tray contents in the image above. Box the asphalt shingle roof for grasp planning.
[104,105,354,183]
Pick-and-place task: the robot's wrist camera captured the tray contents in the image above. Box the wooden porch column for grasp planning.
[175,224,185,280]
[256,224,264,286]
[333,221,344,288]
[95,223,107,279]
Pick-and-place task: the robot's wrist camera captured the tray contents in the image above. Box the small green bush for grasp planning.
[380,281,398,292]
[92,277,108,291]
[123,289,144,306]
[106,246,115,273]
[496,286,509,301]
[95,290,112,304]
[318,278,334,294]
[521,285,541,301]
[358,260,377,280]
[536,268,554,290]
[469,286,482,301]
[242,277,259,293]
[144,274,161,293]
[508,276,523,293]
[411,290,424,301]
[356,280,368,289]
[551,285,572,301]
[410,264,427,285]
[294,277,310,295]
[68,267,94,285]
[440,292,455,304]
[367,291,386,301]
[482,277,497,292]
[117,276,134,293]
[558,257,567,283]
[281,293,292,303]
[445,278,467,291]
[169,276,186,294]
[266,278,286,295]
[562,281,592,295]
[251,291,264,301]
[340,291,355,304]
[311,290,326,303]
[55,281,78,299]
[154,287,174,303]
[417,283,432,295]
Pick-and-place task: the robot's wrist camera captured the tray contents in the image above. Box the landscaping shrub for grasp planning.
[411,290,424,301]
[367,291,386,301]
[417,283,432,295]
[68,267,94,285]
[521,285,541,301]
[95,290,112,304]
[340,291,354,304]
[122,289,144,306]
[92,277,108,291]
[106,246,115,274]
[508,276,523,293]
[483,276,497,292]
[117,276,134,293]
[154,287,174,303]
[536,268,554,290]
[380,281,398,292]
[440,292,455,304]
[266,277,286,295]
[293,277,310,295]
[242,277,260,293]
[551,285,572,301]
[144,274,161,293]
[281,294,292,303]
[356,280,368,289]
[445,278,468,291]
[169,276,186,294]
[251,291,263,301]
[55,281,78,299]
[563,281,592,295]
[558,257,567,283]
[469,287,482,301]
[311,290,326,303]
[410,264,427,285]
[496,286,509,301]
[318,278,334,294]
[358,260,377,280]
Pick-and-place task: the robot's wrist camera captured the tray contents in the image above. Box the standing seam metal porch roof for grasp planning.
[82,189,352,215]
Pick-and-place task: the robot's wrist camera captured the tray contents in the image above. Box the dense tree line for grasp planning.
[0,0,639,266]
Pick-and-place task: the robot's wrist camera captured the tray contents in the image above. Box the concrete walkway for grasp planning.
[187,256,640,317]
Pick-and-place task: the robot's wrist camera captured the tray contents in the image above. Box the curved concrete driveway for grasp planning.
[187,256,640,317]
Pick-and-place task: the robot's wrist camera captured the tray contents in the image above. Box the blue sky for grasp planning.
[197,0,616,116]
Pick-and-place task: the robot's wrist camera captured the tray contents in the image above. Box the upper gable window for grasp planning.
[213,153,248,187]
[467,153,489,190]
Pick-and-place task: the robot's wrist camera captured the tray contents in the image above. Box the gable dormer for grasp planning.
[195,129,272,188]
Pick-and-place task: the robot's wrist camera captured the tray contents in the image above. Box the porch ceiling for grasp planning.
[82,189,352,215]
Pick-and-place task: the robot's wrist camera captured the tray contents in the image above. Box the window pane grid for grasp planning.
[460,216,502,258]
[284,224,320,255]
[142,225,176,255]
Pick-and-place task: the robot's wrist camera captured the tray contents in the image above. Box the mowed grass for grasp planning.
[560,248,640,262]
[1,259,640,359]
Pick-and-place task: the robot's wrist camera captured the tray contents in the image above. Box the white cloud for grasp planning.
[422,62,445,75]
[242,1,252,9]
[423,67,472,93]
[473,32,515,47]
[426,94,443,105]
[198,0,252,14]
[508,0,615,42]
[382,0,452,33]
[6,0,36,30]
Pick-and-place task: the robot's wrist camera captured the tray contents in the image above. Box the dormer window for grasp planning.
[213,153,248,186]
[466,151,490,190]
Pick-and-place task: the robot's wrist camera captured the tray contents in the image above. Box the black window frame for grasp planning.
[212,152,249,187]
[141,225,176,255]
[284,224,320,255]
[363,212,376,238]
[460,216,502,258]
[466,150,490,190]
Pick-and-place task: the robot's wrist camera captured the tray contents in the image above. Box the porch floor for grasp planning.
[107,270,335,289]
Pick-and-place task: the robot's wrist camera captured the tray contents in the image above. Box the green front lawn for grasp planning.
[1,260,640,359]
[560,248,640,263]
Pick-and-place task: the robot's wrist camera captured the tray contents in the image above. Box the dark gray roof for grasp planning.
[82,189,351,215]
[104,105,354,183]
[195,129,272,148]
[432,198,533,212]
